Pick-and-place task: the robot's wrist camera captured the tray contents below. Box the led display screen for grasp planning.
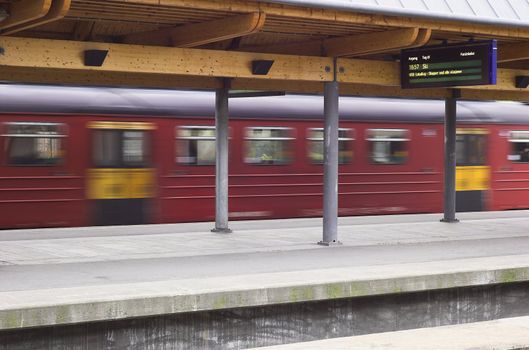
[401,41,497,89]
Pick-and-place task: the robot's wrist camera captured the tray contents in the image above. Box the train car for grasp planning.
[0,84,529,229]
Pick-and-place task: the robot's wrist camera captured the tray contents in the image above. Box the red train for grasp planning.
[1,84,529,229]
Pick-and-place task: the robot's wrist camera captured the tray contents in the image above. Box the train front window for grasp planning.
[508,131,529,163]
[177,126,216,165]
[4,122,65,166]
[456,132,487,166]
[307,128,353,164]
[244,127,293,165]
[367,129,409,165]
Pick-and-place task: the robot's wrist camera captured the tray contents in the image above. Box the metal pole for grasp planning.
[442,89,460,223]
[319,80,341,245]
[212,81,232,233]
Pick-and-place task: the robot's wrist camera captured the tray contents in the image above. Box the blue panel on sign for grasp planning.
[489,40,497,85]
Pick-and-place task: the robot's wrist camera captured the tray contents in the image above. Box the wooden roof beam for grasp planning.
[499,42,529,63]
[241,40,323,56]
[122,12,266,48]
[0,37,526,95]
[242,28,431,57]
[72,20,96,41]
[0,0,52,31]
[2,0,71,35]
[324,28,431,57]
[500,59,529,70]
[0,36,332,82]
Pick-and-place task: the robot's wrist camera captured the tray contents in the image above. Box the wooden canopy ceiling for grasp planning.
[0,0,528,101]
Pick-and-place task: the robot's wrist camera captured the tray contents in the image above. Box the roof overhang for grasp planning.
[260,0,529,29]
[0,0,527,101]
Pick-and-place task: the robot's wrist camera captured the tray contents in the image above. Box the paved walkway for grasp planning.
[2,210,529,266]
[1,211,529,329]
[250,316,529,350]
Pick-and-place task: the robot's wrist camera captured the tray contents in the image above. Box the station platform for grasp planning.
[1,210,529,348]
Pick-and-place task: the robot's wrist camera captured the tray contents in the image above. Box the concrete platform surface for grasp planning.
[1,211,529,330]
[250,316,529,350]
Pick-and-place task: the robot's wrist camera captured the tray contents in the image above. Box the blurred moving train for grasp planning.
[1,84,529,229]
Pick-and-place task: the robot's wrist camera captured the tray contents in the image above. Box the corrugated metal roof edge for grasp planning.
[259,0,529,29]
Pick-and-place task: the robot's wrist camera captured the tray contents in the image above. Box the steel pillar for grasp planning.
[212,82,232,233]
[319,80,342,245]
[442,89,460,223]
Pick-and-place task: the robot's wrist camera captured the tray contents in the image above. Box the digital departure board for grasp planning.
[401,41,497,89]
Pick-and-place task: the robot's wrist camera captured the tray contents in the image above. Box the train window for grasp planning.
[456,135,466,165]
[366,129,409,165]
[93,130,121,167]
[123,131,148,167]
[244,127,293,165]
[307,128,354,164]
[456,133,486,166]
[3,122,66,166]
[93,129,149,168]
[508,131,529,163]
[176,126,216,165]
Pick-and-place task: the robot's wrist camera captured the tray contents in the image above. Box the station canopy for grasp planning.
[0,0,527,101]
[263,0,529,28]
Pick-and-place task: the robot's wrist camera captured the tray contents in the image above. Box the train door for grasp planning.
[87,121,156,226]
[455,128,489,212]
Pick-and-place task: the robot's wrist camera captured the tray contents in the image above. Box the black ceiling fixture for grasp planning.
[251,60,275,75]
[84,50,109,67]
[516,76,529,89]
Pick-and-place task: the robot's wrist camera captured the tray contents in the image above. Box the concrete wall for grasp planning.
[2,282,529,350]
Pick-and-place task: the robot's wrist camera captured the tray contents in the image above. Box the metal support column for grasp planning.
[212,81,232,233]
[319,79,341,245]
[441,89,460,223]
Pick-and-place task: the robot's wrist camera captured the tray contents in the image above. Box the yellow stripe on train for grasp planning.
[456,128,489,135]
[456,166,490,192]
[87,121,156,130]
[87,168,156,199]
